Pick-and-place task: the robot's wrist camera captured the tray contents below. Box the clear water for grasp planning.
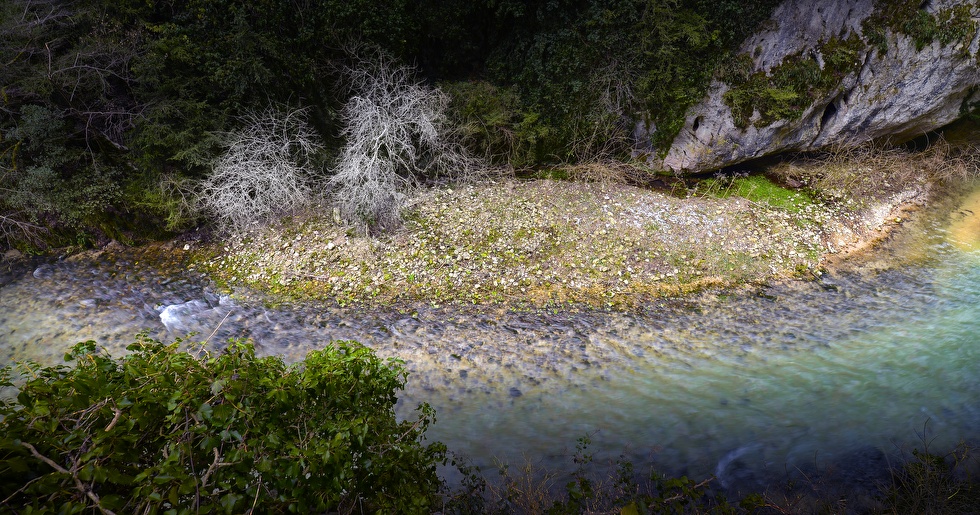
[2,198,979,496]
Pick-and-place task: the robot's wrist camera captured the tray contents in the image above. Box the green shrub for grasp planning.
[442,80,554,168]
[468,0,782,161]
[0,337,445,513]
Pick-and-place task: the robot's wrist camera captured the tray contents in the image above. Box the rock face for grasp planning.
[654,0,980,174]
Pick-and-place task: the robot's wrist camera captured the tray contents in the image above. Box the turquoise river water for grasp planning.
[2,197,979,498]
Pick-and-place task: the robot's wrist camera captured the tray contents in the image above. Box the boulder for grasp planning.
[652,0,980,174]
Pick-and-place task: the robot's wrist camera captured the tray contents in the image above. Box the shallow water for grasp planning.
[2,198,979,496]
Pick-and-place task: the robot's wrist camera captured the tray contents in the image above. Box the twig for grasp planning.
[661,477,714,504]
[200,447,221,489]
[200,447,234,490]
[19,442,117,515]
[103,408,122,431]
[246,474,262,514]
[203,309,233,346]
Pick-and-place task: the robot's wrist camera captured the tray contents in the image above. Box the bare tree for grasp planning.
[328,49,478,232]
[197,108,321,233]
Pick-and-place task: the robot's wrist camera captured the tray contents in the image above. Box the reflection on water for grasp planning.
[948,187,980,252]
[2,202,980,495]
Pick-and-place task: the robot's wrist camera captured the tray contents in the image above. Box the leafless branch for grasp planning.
[0,212,47,249]
[197,107,322,233]
[328,48,481,232]
[103,408,122,432]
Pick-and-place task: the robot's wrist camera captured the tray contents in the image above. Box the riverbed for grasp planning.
[2,188,979,501]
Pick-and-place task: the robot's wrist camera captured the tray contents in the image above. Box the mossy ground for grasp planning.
[195,165,924,310]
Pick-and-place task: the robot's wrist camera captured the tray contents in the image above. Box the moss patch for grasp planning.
[696,174,817,213]
[721,1,978,129]
[863,0,977,54]
[722,34,864,128]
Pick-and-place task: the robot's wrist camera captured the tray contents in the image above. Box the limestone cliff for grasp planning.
[650,0,980,173]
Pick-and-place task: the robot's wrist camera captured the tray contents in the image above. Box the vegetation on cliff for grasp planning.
[720,0,979,131]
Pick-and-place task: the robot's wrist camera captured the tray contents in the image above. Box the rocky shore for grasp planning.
[192,170,933,310]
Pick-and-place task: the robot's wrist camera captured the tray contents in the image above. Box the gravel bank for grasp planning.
[196,177,927,309]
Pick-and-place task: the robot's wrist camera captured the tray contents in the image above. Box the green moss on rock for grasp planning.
[722,34,864,128]
[863,0,977,54]
[720,1,977,131]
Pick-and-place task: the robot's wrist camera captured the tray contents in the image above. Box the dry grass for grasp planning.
[770,139,980,207]
[560,161,655,186]
[439,441,980,515]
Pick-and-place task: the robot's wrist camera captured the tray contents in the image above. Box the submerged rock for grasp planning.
[652,0,980,173]
[32,264,55,280]
[833,445,891,490]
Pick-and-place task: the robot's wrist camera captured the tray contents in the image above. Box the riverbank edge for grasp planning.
[184,173,939,312]
[0,170,944,313]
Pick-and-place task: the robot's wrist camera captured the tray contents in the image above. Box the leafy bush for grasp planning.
[196,108,323,233]
[480,0,782,160]
[0,337,445,513]
[441,81,552,169]
[0,0,134,250]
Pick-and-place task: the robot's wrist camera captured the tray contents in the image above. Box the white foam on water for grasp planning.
[159,299,210,333]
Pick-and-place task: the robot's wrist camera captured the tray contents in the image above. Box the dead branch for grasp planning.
[329,49,480,232]
[197,108,321,233]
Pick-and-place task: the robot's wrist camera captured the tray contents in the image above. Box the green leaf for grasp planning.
[197,402,213,421]
[209,379,225,396]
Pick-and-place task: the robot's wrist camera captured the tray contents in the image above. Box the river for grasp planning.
[2,189,979,499]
